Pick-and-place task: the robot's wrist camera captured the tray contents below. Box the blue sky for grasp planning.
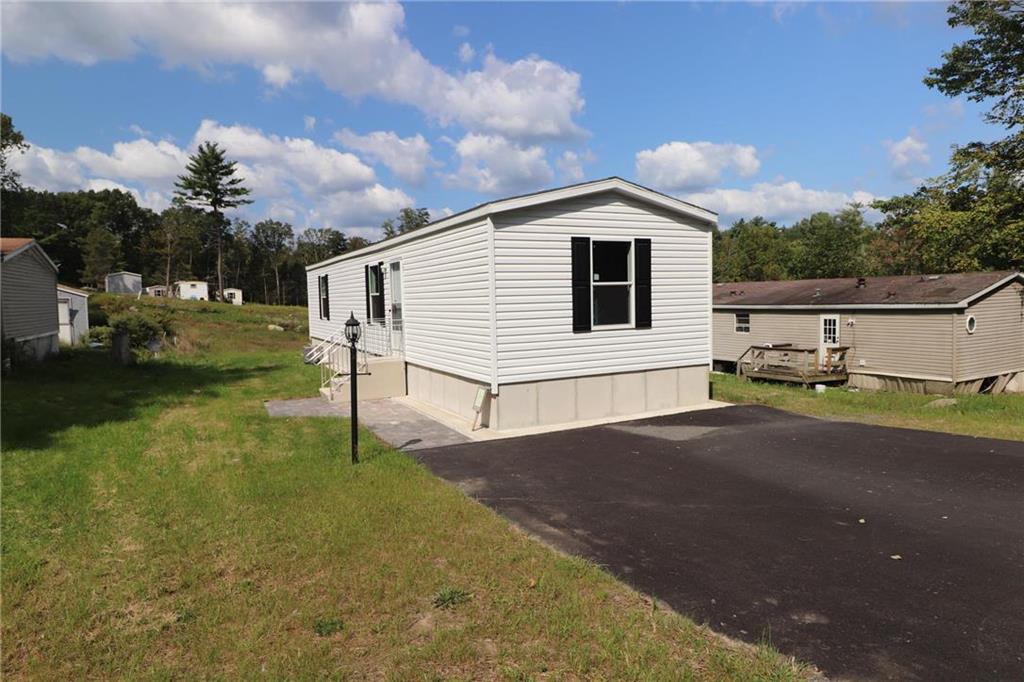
[1,1,996,237]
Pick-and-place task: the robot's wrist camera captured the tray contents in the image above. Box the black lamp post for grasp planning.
[344,312,362,464]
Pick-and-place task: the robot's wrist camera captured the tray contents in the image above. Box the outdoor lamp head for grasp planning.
[344,312,361,343]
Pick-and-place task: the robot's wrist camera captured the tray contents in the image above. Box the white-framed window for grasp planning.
[965,314,977,334]
[822,316,838,344]
[318,275,330,320]
[591,239,633,327]
[735,312,751,333]
[368,263,385,323]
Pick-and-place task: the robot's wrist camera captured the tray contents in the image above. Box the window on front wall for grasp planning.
[367,263,385,323]
[592,240,633,326]
[318,275,330,320]
[735,312,750,333]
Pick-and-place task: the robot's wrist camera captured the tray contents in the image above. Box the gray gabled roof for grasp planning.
[713,271,1023,310]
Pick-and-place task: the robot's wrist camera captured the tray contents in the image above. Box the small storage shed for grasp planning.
[105,271,142,295]
[145,285,168,297]
[306,177,716,431]
[173,280,209,301]
[713,271,1024,394]
[57,284,90,345]
[223,288,243,305]
[1,237,60,360]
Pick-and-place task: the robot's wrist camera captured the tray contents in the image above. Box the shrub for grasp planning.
[108,310,175,350]
[86,326,113,346]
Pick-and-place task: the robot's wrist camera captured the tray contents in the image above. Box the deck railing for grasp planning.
[312,318,404,398]
[737,343,849,385]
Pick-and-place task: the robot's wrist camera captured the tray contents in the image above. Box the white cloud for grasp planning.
[10,119,409,231]
[2,2,585,141]
[303,115,317,132]
[128,123,152,138]
[444,133,553,195]
[262,63,294,88]
[555,149,594,183]
[635,141,761,191]
[458,42,475,63]
[452,24,470,37]
[335,128,437,185]
[682,180,877,225]
[884,131,929,178]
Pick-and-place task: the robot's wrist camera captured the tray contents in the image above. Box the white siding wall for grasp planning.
[307,220,492,382]
[492,192,711,384]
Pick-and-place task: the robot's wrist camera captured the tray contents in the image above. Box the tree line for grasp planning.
[0,125,431,305]
[720,1,1022,282]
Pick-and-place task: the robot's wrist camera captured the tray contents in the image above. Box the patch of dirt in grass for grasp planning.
[117,600,178,634]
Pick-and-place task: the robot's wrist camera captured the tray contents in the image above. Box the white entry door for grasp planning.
[58,299,72,344]
[819,314,840,369]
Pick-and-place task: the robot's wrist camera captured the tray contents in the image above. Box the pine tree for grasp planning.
[174,142,252,301]
[81,226,120,287]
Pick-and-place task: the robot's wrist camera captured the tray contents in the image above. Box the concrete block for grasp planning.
[576,374,613,420]
[537,378,577,426]
[645,368,679,410]
[496,382,538,430]
[612,372,645,415]
[678,365,710,405]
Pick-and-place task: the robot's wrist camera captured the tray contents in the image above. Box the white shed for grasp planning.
[173,280,209,301]
[1,237,60,360]
[57,284,90,345]
[306,177,715,432]
[105,271,142,295]
[145,285,168,297]
[223,288,243,305]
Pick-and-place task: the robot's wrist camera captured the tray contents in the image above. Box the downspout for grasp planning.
[950,310,958,393]
[486,216,499,395]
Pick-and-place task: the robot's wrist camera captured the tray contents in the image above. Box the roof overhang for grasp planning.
[57,284,90,297]
[1,241,59,273]
[306,177,717,272]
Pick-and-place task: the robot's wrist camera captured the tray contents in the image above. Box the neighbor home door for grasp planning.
[389,261,403,351]
[58,299,72,345]
[818,314,840,369]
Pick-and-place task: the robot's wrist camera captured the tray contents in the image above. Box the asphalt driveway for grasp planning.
[416,405,1024,680]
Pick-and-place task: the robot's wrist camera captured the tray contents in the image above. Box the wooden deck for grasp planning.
[737,344,849,386]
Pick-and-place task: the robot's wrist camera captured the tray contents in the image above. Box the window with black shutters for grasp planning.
[591,240,633,326]
[367,263,385,323]
[318,275,330,320]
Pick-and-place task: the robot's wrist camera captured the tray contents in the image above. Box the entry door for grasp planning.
[58,299,72,344]
[389,261,403,350]
[819,314,840,369]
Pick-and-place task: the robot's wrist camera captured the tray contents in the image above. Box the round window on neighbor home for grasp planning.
[965,315,977,334]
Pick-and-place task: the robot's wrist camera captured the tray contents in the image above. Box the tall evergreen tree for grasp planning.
[174,142,252,301]
[1,113,28,193]
[81,226,120,287]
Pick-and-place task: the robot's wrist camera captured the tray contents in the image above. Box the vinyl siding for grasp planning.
[712,310,819,361]
[845,311,953,380]
[1,249,59,340]
[714,308,955,380]
[956,281,1024,380]
[57,288,90,345]
[493,192,711,384]
[307,220,492,382]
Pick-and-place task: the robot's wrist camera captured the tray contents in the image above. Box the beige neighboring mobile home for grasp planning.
[713,271,1024,394]
[1,237,60,361]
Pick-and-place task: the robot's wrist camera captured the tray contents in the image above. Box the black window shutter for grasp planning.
[323,274,330,320]
[635,238,652,329]
[571,237,591,332]
[317,276,323,319]
[364,265,370,320]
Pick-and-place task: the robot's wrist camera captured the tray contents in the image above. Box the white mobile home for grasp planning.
[1,238,60,361]
[223,288,243,305]
[306,177,715,432]
[105,271,142,295]
[57,284,90,345]
[173,280,209,301]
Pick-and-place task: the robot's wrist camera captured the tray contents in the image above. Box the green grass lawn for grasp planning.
[712,372,1024,441]
[2,297,808,680]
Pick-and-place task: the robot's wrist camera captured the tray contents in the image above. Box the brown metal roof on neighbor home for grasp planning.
[0,237,35,255]
[713,271,1022,307]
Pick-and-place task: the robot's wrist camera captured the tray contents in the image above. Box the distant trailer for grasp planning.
[223,287,243,305]
[105,271,142,295]
[57,284,90,345]
[173,280,209,301]
[145,285,168,297]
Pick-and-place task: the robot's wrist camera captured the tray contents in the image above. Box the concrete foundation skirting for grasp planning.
[406,363,491,426]
[492,365,710,431]
[847,372,954,395]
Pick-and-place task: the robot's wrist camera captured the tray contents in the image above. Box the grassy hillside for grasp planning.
[2,296,808,680]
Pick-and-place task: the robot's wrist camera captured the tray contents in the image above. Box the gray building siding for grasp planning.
[1,248,59,359]
[105,272,142,294]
